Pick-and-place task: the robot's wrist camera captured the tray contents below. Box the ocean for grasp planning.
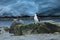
[0,17,60,27]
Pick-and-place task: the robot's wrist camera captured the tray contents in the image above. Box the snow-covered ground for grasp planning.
[0,32,60,40]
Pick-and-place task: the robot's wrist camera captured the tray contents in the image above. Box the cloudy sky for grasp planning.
[0,0,60,16]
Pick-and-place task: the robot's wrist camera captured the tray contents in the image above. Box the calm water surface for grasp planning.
[0,19,34,27]
[0,18,60,27]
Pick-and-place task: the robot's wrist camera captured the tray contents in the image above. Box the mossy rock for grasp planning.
[44,22,60,33]
[9,22,23,35]
[9,22,60,35]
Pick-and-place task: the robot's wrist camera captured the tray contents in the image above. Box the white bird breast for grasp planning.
[34,14,39,23]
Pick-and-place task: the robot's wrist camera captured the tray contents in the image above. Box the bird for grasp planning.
[34,13,39,24]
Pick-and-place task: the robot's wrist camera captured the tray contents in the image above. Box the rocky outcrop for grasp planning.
[9,22,60,35]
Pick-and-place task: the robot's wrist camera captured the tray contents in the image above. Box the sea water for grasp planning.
[0,19,34,27]
[0,17,60,27]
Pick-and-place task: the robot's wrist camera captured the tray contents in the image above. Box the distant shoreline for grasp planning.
[0,15,60,18]
[0,16,60,21]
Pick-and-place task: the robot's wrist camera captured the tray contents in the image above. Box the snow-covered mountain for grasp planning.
[0,0,60,16]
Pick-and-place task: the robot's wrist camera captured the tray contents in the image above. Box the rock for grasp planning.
[9,22,60,35]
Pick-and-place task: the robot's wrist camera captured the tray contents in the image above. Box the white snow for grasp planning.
[0,31,60,40]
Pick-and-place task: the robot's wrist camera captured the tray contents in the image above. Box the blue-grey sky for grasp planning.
[0,0,60,16]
